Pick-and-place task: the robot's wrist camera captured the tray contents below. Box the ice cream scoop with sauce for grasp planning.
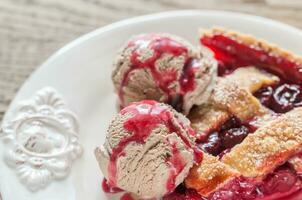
[112,33,217,114]
[95,100,197,199]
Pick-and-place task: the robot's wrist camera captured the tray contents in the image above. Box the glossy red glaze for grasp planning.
[180,59,202,93]
[120,193,134,200]
[166,142,187,192]
[119,34,198,110]
[201,34,302,84]
[102,178,123,193]
[193,146,204,164]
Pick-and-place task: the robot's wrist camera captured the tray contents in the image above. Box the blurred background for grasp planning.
[0,0,302,121]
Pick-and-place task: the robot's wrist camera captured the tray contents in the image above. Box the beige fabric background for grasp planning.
[1,0,302,122]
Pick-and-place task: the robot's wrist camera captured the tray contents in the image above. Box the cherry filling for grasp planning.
[165,165,302,200]
[119,34,199,112]
[195,34,302,199]
[164,33,302,199]
[209,164,302,200]
[165,167,301,200]
[201,34,302,84]
[197,117,251,156]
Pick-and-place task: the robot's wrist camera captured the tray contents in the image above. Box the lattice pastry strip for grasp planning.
[222,107,302,178]
[225,66,279,93]
[188,105,229,138]
[211,78,266,121]
[185,153,240,196]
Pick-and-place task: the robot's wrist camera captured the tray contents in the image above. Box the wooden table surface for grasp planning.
[1,0,302,122]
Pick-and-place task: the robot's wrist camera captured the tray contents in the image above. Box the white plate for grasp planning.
[2,10,302,200]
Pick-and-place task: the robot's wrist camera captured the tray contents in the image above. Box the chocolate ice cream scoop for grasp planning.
[112,33,217,114]
[95,100,197,199]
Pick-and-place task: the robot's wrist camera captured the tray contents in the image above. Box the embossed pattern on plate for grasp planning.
[0,87,82,191]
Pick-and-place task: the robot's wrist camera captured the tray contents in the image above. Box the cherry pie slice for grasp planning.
[165,28,302,200]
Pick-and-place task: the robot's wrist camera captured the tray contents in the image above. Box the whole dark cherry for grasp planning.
[198,132,221,156]
[261,168,297,194]
[220,126,249,149]
[254,84,302,113]
[197,118,251,156]
[254,86,274,107]
[271,84,302,113]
